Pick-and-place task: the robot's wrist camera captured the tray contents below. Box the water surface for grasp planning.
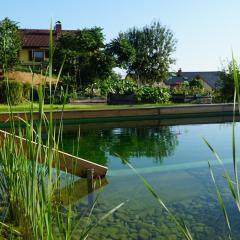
[61,119,240,239]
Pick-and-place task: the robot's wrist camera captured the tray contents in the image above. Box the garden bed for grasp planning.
[107,93,137,105]
[172,94,212,104]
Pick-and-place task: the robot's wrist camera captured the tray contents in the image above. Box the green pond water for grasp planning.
[60,120,240,240]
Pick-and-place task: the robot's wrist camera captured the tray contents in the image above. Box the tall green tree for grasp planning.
[0,18,21,72]
[106,33,136,69]
[109,21,177,84]
[53,27,114,87]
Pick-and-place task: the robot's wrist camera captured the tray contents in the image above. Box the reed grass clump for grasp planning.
[0,20,123,240]
[0,21,75,239]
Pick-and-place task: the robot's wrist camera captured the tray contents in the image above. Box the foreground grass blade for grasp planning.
[208,162,231,233]
[115,154,192,240]
[203,137,240,208]
[79,201,126,239]
[232,55,240,206]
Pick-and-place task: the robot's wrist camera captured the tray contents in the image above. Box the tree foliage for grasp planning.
[0,18,22,71]
[189,77,204,89]
[53,27,115,87]
[108,21,177,84]
[218,62,240,102]
[106,33,136,69]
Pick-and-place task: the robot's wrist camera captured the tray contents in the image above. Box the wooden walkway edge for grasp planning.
[0,130,108,178]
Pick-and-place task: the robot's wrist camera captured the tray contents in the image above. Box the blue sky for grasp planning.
[2,0,240,71]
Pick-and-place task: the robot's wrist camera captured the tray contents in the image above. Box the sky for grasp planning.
[2,0,240,72]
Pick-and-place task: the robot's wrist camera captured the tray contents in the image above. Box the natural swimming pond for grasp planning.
[61,119,240,239]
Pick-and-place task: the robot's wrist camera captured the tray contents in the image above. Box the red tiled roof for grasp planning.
[19,29,78,48]
[19,29,57,48]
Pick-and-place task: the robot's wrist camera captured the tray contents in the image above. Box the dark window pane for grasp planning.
[33,51,44,62]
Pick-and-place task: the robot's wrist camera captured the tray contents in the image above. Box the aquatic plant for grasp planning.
[0,20,123,239]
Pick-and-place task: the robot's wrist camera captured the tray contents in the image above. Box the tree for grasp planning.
[106,33,136,69]
[109,21,177,84]
[0,18,21,72]
[53,27,115,87]
[218,62,240,102]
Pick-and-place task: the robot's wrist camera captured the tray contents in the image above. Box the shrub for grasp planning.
[171,84,204,95]
[136,85,170,103]
[189,78,204,88]
[111,77,137,95]
[0,80,23,105]
[86,75,138,97]
[94,78,112,96]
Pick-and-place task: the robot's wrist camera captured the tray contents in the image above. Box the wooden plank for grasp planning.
[0,130,108,178]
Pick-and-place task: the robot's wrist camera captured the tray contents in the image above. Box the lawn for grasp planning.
[0,102,180,112]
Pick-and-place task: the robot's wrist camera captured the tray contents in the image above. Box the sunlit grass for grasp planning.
[0,102,187,112]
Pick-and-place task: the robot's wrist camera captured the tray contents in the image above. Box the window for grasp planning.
[33,51,44,62]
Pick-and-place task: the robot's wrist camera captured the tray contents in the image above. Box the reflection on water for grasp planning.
[56,177,108,206]
[61,126,179,166]
[60,120,240,239]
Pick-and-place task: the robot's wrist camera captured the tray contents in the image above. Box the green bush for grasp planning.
[136,85,170,103]
[84,75,170,103]
[0,80,23,105]
[86,75,138,97]
[189,78,204,88]
[109,77,137,95]
[171,84,204,95]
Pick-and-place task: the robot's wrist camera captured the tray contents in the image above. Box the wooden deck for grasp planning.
[0,130,108,178]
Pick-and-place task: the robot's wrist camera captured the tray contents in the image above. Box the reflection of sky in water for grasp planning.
[61,122,240,239]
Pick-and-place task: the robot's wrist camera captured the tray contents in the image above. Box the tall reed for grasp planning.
[203,55,240,239]
[0,20,123,239]
[0,20,73,239]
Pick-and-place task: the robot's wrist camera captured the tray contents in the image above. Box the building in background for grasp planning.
[165,68,220,90]
[19,21,62,66]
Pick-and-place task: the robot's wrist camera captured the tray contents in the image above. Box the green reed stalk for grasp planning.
[203,55,240,240]
[0,19,124,240]
[114,153,193,240]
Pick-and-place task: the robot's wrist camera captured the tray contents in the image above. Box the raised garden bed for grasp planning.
[107,93,137,105]
[172,94,212,104]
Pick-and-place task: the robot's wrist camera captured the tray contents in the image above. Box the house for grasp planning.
[19,21,63,66]
[165,69,221,90]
